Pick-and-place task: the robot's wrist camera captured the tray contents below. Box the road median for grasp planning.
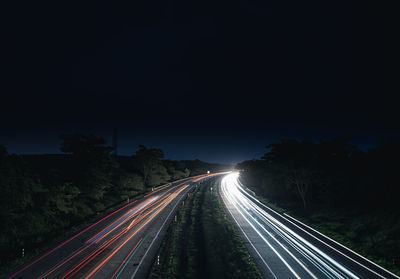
[148,177,262,279]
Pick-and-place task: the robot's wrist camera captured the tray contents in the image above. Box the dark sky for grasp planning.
[1,1,399,164]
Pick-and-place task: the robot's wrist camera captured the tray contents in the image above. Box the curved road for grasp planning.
[220,173,400,279]
[6,174,221,279]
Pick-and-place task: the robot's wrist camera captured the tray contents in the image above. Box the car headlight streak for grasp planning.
[221,173,360,279]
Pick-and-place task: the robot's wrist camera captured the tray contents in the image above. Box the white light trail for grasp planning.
[220,173,362,279]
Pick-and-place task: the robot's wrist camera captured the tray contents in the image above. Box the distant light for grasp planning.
[207,170,210,174]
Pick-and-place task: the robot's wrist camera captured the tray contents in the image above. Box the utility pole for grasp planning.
[112,128,118,158]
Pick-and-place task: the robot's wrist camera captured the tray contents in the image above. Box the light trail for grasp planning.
[41,195,168,279]
[40,181,190,278]
[8,199,139,279]
[51,183,187,279]
[129,183,195,279]
[62,189,185,279]
[219,173,370,279]
[85,185,188,279]
[86,196,158,244]
[235,178,400,279]
[221,175,305,279]
[9,175,213,279]
[111,237,146,279]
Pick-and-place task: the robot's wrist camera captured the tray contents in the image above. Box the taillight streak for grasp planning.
[61,229,128,279]
[88,182,184,245]
[58,195,172,279]
[92,193,173,244]
[8,200,139,279]
[86,196,159,244]
[110,237,145,279]
[85,185,188,279]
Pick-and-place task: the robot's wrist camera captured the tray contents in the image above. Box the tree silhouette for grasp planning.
[60,134,116,201]
[132,145,169,186]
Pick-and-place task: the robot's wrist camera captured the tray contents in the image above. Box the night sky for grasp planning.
[1,1,399,164]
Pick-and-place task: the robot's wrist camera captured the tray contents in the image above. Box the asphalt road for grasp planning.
[6,174,219,279]
[219,173,400,279]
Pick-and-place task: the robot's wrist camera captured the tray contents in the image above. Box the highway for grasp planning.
[6,174,219,279]
[220,173,400,279]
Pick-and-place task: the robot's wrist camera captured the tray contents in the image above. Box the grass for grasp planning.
[149,178,262,279]
[0,185,158,277]
[1,177,197,276]
[243,186,400,277]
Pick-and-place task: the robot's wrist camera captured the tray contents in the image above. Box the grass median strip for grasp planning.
[149,178,262,279]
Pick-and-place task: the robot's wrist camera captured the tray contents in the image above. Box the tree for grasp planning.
[119,173,144,191]
[118,173,144,200]
[48,183,81,215]
[0,145,46,257]
[59,134,116,201]
[132,145,169,186]
[263,140,320,210]
[147,166,170,186]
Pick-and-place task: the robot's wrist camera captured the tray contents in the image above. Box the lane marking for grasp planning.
[41,194,172,278]
[237,176,399,279]
[221,179,314,279]
[130,184,192,279]
[9,178,199,279]
[240,196,354,279]
[112,236,147,279]
[8,199,138,279]
[219,184,278,279]
[85,189,187,279]
[283,213,400,279]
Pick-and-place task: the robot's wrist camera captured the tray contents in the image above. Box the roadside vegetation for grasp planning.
[149,178,262,279]
[238,137,400,276]
[0,134,227,276]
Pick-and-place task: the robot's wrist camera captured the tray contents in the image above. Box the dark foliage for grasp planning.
[238,137,399,209]
[237,137,400,272]
[149,178,261,279]
[0,135,226,274]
